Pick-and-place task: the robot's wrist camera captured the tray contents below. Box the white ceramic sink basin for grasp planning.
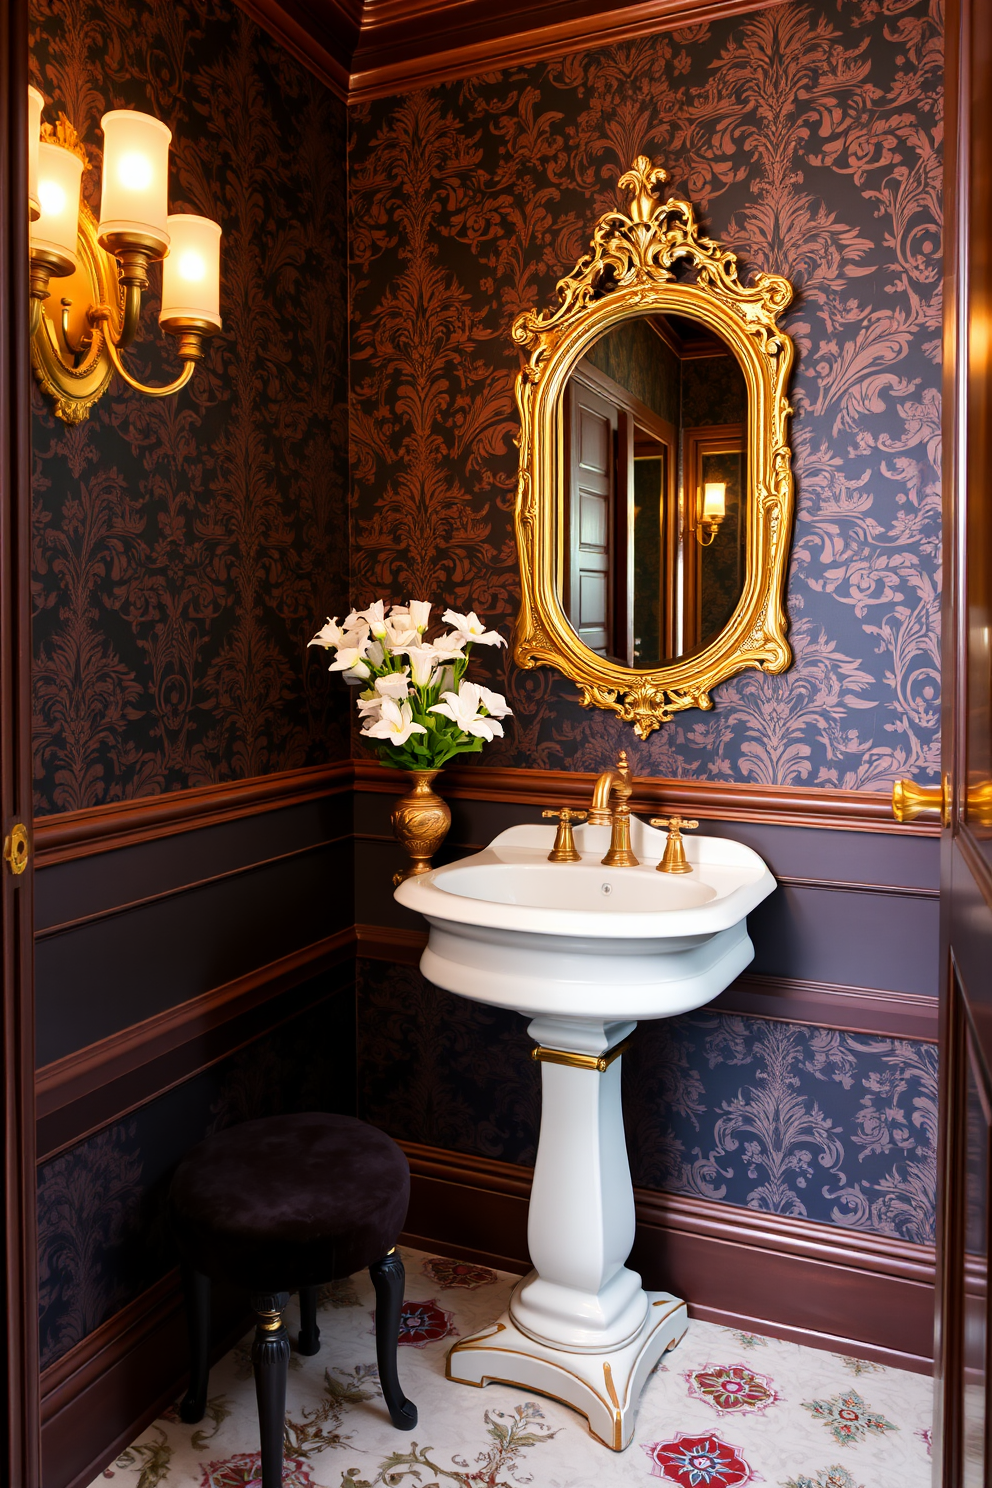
[395,817,775,1021]
[394,812,777,1449]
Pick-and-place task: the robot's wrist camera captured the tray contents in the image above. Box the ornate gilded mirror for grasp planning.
[512,157,795,738]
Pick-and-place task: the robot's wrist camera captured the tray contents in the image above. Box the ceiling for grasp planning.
[238,0,783,102]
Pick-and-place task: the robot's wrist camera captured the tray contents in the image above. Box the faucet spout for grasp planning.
[588,771,615,825]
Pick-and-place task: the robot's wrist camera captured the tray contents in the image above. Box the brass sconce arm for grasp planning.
[89,305,213,399]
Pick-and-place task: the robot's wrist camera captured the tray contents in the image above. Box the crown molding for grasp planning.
[236,0,790,104]
[350,0,788,100]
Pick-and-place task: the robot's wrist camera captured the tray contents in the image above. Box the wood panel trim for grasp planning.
[358,927,939,1037]
[36,928,353,1123]
[33,761,352,867]
[36,833,351,941]
[399,1140,935,1373]
[353,758,937,835]
[349,0,789,100]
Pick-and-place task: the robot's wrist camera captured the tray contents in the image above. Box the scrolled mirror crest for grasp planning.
[512,156,797,739]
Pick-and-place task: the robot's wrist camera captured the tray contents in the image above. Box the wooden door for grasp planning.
[565,378,619,659]
[900,0,992,1480]
[0,5,41,1483]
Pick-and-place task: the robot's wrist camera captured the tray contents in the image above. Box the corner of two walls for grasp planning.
[348,0,943,1275]
[29,0,354,1441]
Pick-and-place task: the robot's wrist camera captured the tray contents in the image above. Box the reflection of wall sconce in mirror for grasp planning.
[27,87,222,423]
[696,482,726,546]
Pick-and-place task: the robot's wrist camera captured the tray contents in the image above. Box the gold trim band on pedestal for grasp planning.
[530,1036,633,1073]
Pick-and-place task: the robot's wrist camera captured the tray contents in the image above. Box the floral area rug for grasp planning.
[92,1248,933,1488]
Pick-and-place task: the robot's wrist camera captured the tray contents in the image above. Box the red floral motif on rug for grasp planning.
[422,1256,498,1289]
[372,1298,456,1347]
[684,1362,781,1414]
[200,1452,313,1487]
[643,1433,759,1487]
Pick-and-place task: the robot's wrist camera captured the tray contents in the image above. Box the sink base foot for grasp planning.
[445,1288,688,1451]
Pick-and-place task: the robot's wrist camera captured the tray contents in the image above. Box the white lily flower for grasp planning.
[356,693,383,721]
[328,642,370,672]
[363,697,428,747]
[441,609,507,647]
[384,617,420,651]
[431,630,468,659]
[407,645,439,688]
[407,600,432,632]
[436,664,455,694]
[343,610,370,634]
[375,672,411,699]
[355,600,388,638]
[343,658,371,682]
[430,681,504,740]
[476,685,513,718]
[366,639,385,668]
[308,616,348,650]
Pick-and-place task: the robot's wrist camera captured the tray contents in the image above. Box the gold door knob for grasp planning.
[892,778,948,825]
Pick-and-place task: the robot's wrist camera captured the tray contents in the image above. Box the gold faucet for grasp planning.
[589,751,639,867]
[542,807,587,863]
[649,815,698,873]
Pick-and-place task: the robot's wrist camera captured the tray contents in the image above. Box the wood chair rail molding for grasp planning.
[233,0,790,102]
[32,760,352,867]
[353,758,938,835]
[30,754,935,872]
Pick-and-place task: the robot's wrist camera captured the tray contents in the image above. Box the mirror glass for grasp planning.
[560,312,748,669]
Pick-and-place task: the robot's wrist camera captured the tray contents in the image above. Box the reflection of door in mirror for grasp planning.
[561,313,747,668]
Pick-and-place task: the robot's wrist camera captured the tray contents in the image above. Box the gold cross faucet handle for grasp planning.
[542,808,588,863]
[649,816,699,874]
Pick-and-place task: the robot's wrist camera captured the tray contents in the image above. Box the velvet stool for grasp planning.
[168,1112,417,1486]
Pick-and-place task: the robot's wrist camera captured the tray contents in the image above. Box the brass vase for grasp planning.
[391,769,451,886]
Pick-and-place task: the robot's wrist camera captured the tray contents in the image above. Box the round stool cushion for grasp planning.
[168,1113,410,1291]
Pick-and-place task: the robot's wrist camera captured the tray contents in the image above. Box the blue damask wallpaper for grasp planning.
[349,0,943,787]
[357,960,937,1246]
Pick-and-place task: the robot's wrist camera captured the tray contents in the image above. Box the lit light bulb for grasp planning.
[39,179,66,216]
[117,152,153,191]
[702,482,726,520]
[178,251,206,282]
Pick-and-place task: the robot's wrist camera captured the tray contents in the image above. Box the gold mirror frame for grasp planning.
[512,157,796,739]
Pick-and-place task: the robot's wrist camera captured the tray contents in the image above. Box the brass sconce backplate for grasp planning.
[511,156,797,739]
[31,198,124,423]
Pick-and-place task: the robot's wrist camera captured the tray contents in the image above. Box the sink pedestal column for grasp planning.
[446,1015,687,1450]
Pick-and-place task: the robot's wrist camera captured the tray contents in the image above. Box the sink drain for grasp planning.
[601,882,613,896]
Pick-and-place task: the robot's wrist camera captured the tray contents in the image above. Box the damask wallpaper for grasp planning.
[357,960,937,1245]
[349,0,942,787]
[37,982,355,1370]
[29,0,349,815]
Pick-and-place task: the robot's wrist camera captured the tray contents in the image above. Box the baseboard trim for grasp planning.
[398,1140,935,1374]
[40,1270,249,1488]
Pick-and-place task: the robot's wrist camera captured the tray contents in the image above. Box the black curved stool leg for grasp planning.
[179,1265,210,1423]
[369,1251,417,1429]
[298,1285,320,1356]
[250,1291,291,1488]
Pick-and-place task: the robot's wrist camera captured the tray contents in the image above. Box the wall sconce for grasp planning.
[27,89,222,424]
[696,482,726,546]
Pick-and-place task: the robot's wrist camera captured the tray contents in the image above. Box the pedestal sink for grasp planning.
[394,816,776,1450]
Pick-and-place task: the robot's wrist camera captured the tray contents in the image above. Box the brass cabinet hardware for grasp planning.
[649,816,699,873]
[892,778,949,826]
[3,823,29,876]
[531,1036,632,1073]
[542,807,588,862]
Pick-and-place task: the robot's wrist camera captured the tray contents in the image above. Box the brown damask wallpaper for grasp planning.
[30,0,349,815]
[349,0,942,788]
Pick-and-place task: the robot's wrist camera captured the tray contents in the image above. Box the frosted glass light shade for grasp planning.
[98,109,171,255]
[31,141,83,272]
[28,86,44,218]
[160,215,222,329]
[702,482,726,520]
